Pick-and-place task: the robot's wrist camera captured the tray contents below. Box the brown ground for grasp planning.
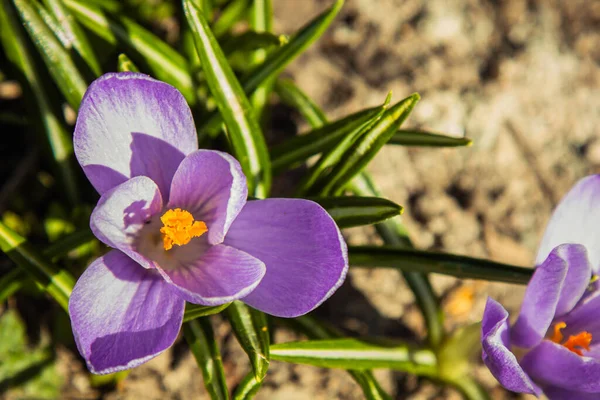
[14,0,600,399]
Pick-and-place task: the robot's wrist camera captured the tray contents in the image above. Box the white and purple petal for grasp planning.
[167,150,247,245]
[521,341,600,393]
[74,72,198,197]
[157,243,265,306]
[224,198,348,318]
[481,298,542,396]
[68,250,185,374]
[511,245,570,349]
[536,175,600,273]
[90,176,162,269]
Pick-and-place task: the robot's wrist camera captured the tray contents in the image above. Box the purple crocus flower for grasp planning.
[68,72,348,374]
[482,175,600,399]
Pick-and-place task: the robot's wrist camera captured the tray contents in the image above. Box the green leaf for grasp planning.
[13,0,88,111]
[349,173,412,247]
[349,245,532,284]
[43,228,95,260]
[282,316,391,400]
[0,310,61,399]
[270,106,383,172]
[184,0,271,198]
[0,221,74,312]
[224,301,270,381]
[248,0,274,120]
[321,93,420,195]
[0,0,79,205]
[298,98,388,195]
[64,0,195,104]
[389,129,472,147]
[232,371,262,400]
[270,338,437,375]
[42,0,102,76]
[183,319,230,400]
[184,302,231,322]
[275,78,327,128]
[211,0,250,37]
[311,196,402,229]
[198,0,344,136]
[117,53,140,72]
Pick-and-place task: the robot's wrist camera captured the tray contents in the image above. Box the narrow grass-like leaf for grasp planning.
[211,0,250,37]
[64,0,195,104]
[184,0,271,197]
[0,0,79,205]
[275,79,444,349]
[117,53,140,72]
[42,0,102,76]
[0,222,74,312]
[198,0,344,135]
[0,228,94,303]
[13,0,88,111]
[275,78,327,127]
[233,372,262,400]
[44,228,95,260]
[270,339,437,375]
[311,196,402,229]
[184,319,230,400]
[225,301,270,381]
[390,129,472,147]
[349,246,532,284]
[184,302,231,322]
[321,94,420,195]
[271,106,382,171]
[283,315,392,400]
[299,100,388,195]
[249,0,274,119]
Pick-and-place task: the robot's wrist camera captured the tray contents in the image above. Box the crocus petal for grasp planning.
[69,250,185,374]
[224,198,348,318]
[167,150,247,245]
[90,176,162,269]
[511,246,570,348]
[536,175,600,272]
[543,387,600,400]
[158,243,266,306]
[74,72,197,197]
[558,290,600,339]
[481,298,542,396]
[521,341,600,393]
[553,244,592,317]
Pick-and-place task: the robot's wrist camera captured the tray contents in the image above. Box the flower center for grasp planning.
[160,208,207,250]
[549,322,592,356]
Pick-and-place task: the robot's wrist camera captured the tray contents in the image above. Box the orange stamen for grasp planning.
[160,208,207,250]
[549,322,592,356]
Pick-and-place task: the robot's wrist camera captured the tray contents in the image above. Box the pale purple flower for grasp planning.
[482,175,600,399]
[68,72,348,374]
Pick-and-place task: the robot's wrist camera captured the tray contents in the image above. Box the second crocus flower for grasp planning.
[482,175,600,399]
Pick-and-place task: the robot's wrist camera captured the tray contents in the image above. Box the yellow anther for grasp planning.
[160,208,207,250]
[549,322,592,356]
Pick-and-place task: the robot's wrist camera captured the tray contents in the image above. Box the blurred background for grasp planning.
[1,0,599,398]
